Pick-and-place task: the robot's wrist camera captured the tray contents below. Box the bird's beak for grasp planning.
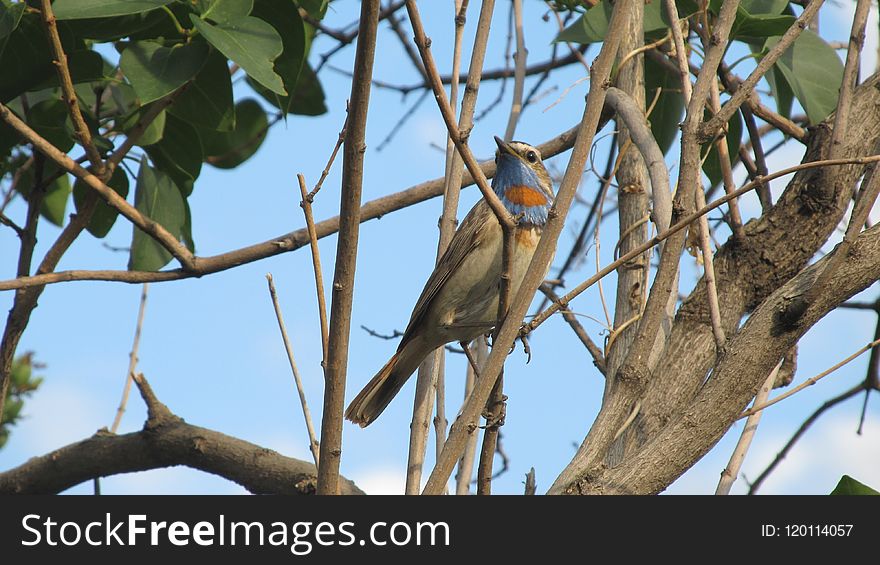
[494,135,516,157]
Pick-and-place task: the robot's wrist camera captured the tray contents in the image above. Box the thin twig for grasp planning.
[694,186,727,351]
[539,285,606,376]
[747,383,865,494]
[716,363,779,495]
[298,174,330,368]
[455,337,485,495]
[39,0,105,177]
[741,337,880,418]
[110,283,149,433]
[404,0,516,230]
[266,274,320,468]
[502,0,527,141]
[708,80,746,241]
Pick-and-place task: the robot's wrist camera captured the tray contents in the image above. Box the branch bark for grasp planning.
[0,375,362,495]
[316,0,381,495]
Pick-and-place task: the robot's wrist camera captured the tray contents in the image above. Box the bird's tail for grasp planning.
[345,340,428,427]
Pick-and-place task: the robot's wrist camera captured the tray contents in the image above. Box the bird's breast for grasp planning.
[504,185,549,207]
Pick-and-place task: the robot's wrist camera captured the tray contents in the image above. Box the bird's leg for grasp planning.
[519,334,532,364]
[460,341,482,379]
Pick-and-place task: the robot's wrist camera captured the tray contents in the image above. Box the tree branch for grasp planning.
[317,0,380,495]
[0,126,584,293]
[0,374,363,495]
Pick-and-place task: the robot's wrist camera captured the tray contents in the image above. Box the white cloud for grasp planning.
[350,466,408,495]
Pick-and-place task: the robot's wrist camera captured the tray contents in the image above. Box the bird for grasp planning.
[345,136,555,427]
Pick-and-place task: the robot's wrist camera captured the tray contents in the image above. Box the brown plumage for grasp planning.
[345,138,554,427]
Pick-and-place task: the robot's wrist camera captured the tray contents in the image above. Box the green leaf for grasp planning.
[73,167,130,238]
[0,119,19,159]
[53,0,175,20]
[0,15,99,102]
[731,9,795,41]
[765,65,794,120]
[120,105,167,147]
[297,0,329,20]
[203,0,254,24]
[645,56,684,155]
[766,30,843,124]
[555,0,698,44]
[145,114,203,196]
[740,0,789,15]
[190,13,286,95]
[182,199,196,253]
[248,63,326,116]
[129,157,187,271]
[40,173,72,227]
[830,475,880,495]
[200,98,268,169]
[0,2,25,42]
[27,99,75,153]
[702,109,743,189]
[14,161,72,227]
[251,0,307,114]
[29,50,106,92]
[121,40,210,105]
[64,11,166,42]
[168,50,235,131]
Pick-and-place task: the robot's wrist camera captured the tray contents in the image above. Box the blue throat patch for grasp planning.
[492,154,549,226]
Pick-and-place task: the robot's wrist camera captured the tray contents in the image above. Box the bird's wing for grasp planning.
[400,199,497,344]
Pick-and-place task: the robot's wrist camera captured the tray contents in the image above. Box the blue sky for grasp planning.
[1,1,878,495]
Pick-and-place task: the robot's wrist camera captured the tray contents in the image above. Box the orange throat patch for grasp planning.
[504,185,547,207]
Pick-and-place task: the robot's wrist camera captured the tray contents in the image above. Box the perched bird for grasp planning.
[345,136,554,427]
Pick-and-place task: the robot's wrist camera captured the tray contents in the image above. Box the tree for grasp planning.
[0,0,877,495]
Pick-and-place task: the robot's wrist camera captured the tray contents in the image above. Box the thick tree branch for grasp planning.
[0,375,363,495]
[567,222,880,493]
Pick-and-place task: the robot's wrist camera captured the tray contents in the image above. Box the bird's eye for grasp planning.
[526,151,537,163]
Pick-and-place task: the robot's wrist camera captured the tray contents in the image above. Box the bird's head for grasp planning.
[492,136,554,225]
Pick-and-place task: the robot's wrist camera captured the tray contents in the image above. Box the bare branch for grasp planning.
[110,283,149,433]
[0,125,583,292]
[267,274,321,468]
[0,374,363,495]
[716,363,779,495]
[741,337,880,418]
[317,0,381,495]
[39,0,105,177]
[747,383,865,495]
[299,174,330,367]
[502,0,527,141]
